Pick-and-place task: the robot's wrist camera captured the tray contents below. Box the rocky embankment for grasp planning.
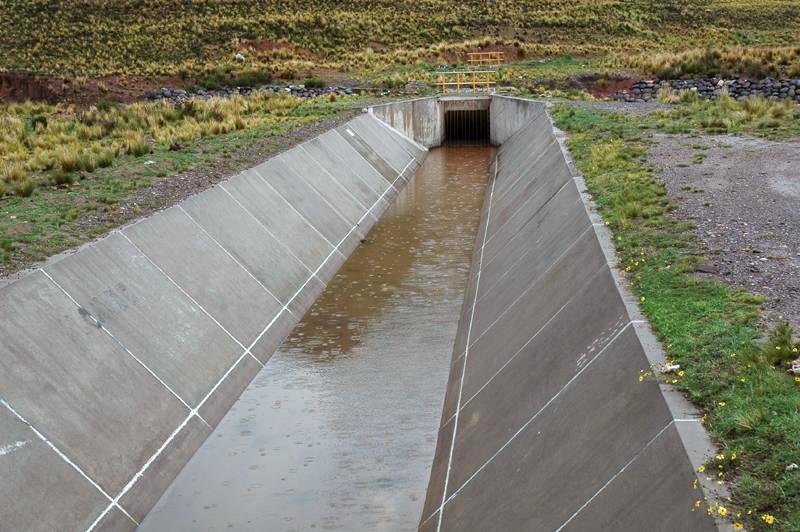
[616,78,800,103]
[144,84,364,104]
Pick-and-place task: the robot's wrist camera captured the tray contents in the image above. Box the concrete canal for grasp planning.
[139,145,495,531]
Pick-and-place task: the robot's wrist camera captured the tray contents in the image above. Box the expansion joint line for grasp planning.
[436,154,498,531]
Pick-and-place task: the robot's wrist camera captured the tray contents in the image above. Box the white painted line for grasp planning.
[176,204,290,311]
[436,155,498,532]
[553,421,674,532]
[0,397,139,527]
[38,269,198,419]
[440,323,633,511]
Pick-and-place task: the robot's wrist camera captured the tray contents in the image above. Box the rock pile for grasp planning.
[616,78,800,103]
[143,84,359,104]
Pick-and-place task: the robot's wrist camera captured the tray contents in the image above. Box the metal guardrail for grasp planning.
[435,71,496,94]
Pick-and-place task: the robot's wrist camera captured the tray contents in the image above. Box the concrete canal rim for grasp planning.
[0,96,724,531]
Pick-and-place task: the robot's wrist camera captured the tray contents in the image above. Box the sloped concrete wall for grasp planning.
[0,113,426,531]
[420,104,723,531]
[488,94,546,145]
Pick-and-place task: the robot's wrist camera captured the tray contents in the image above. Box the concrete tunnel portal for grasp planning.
[0,95,725,531]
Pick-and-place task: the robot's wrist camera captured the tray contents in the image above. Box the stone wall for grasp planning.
[616,78,800,103]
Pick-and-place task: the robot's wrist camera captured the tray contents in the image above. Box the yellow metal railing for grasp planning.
[435,71,496,94]
[466,51,505,68]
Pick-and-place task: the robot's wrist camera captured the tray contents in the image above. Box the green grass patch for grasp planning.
[552,103,800,531]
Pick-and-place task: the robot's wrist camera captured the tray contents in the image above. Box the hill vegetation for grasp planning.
[1,0,799,80]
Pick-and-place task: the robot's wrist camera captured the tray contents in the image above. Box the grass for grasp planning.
[551,102,800,531]
[0,92,349,198]
[0,94,364,273]
[0,1,798,80]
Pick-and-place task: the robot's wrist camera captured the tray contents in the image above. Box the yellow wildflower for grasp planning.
[730,352,736,358]
[716,454,725,461]
[640,296,646,302]
[678,370,685,377]
[731,453,736,460]
[698,465,705,473]
[718,507,727,517]
[733,524,743,530]
[762,514,775,525]
[718,401,727,407]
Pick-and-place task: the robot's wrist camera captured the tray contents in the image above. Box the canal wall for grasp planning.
[0,113,426,531]
[420,99,727,531]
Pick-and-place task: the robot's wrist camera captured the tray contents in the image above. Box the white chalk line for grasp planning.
[467,224,594,351]
[0,397,138,526]
[176,204,292,313]
[436,323,632,518]
[436,154,498,532]
[39,269,198,418]
[553,421,674,532]
[87,146,417,530]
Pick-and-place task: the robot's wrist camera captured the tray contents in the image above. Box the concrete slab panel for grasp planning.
[441,327,673,529]
[469,229,607,345]
[335,127,398,183]
[93,507,138,532]
[255,158,352,245]
[181,186,314,308]
[279,149,370,225]
[119,415,211,523]
[454,271,630,479]
[287,273,327,319]
[222,168,334,268]
[0,405,109,531]
[45,232,242,408]
[359,113,427,163]
[440,353,465,426]
[479,196,590,307]
[345,116,415,173]
[303,132,388,205]
[560,423,717,532]
[198,355,263,427]
[0,272,188,495]
[124,207,283,347]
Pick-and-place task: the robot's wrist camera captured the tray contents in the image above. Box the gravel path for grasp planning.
[649,133,800,331]
[562,100,675,115]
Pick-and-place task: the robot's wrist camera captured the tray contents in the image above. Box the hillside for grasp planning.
[2,0,799,78]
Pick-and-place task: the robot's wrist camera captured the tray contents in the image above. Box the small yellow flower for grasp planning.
[678,370,685,377]
[730,352,736,358]
[733,524,743,530]
[762,513,775,525]
[616,236,622,241]
[604,220,610,225]
[731,453,737,460]
[718,401,727,407]
[640,296,646,302]
[694,500,701,508]
[718,507,728,516]
[716,454,725,461]
[776,346,781,351]
[740,378,746,383]
[698,465,705,473]
[671,379,678,384]
[795,376,800,383]
[793,347,798,353]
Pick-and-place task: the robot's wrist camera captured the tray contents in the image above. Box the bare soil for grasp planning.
[649,133,800,331]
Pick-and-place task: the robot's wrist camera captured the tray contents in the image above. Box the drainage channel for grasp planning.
[139,144,495,531]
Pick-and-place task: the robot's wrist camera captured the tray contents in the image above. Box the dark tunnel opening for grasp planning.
[444,110,489,143]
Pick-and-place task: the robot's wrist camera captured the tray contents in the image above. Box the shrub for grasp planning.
[57,145,81,172]
[51,169,76,186]
[303,77,325,89]
[765,321,797,365]
[1,161,26,183]
[123,131,151,156]
[13,178,35,197]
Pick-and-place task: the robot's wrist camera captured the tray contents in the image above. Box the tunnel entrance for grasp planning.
[444,109,489,143]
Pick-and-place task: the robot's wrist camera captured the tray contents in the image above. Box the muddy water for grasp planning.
[140,145,494,531]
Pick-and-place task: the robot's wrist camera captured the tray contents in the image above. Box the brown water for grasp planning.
[140,145,494,531]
